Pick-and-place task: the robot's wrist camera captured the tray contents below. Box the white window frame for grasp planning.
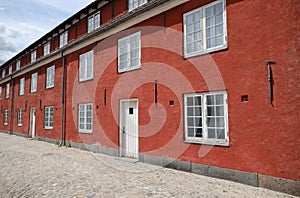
[128,0,147,11]
[2,69,5,78]
[78,103,93,134]
[88,12,100,33]
[44,42,50,56]
[17,108,23,126]
[5,83,9,98]
[183,0,227,58]
[4,110,8,125]
[31,72,38,93]
[0,86,2,100]
[46,65,55,89]
[79,50,94,82]
[59,31,68,48]
[184,91,229,146]
[19,77,25,96]
[118,31,141,73]
[9,65,12,75]
[44,106,54,129]
[31,50,36,63]
[16,60,20,71]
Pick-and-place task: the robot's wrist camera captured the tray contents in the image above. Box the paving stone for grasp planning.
[0,133,296,198]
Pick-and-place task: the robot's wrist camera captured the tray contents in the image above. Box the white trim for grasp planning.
[88,12,101,33]
[5,83,9,98]
[46,65,55,89]
[31,72,38,93]
[183,0,227,58]
[17,108,23,126]
[44,42,51,56]
[119,98,139,158]
[79,50,94,82]
[19,77,25,96]
[118,31,141,73]
[78,103,93,134]
[44,106,54,129]
[59,31,68,48]
[4,109,8,125]
[31,50,36,63]
[184,91,229,146]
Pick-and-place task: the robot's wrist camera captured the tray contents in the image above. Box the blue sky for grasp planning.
[0,0,95,65]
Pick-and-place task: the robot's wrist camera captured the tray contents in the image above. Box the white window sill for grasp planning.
[184,45,228,59]
[185,139,229,147]
[78,130,92,134]
[18,124,23,127]
[45,127,53,130]
[118,65,141,73]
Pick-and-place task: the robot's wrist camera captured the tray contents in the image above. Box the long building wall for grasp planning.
[0,0,299,195]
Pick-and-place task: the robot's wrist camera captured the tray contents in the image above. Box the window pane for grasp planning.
[216,35,224,46]
[187,118,194,126]
[217,129,225,139]
[216,117,224,127]
[207,95,214,105]
[187,107,193,116]
[195,128,202,137]
[207,117,216,127]
[208,129,216,139]
[207,106,214,116]
[215,2,223,14]
[188,128,194,137]
[195,117,202,127]
[187,97,193,106]
[215,24,223,35]
[216,106,224,116]
[215,14,223,24]
[205,6,214,17]
[194,107,201,116]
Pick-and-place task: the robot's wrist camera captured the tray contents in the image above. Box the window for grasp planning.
[59,31,68,48]
[184,91,228,146]
[17,109,23,126]
[128,0,147,11]
[183,0,227,58]
[78,103,93,133]
[31,72,37,93]
[9,65,12,75]
[118,32,141,73]
[46,65,55,88]
[5,83,9,98]
[79,51,93,82]
[44,106,54,129]
[88,12,100,33]
[44,42,50,56]
[0,86,2,100]
[31,50,36,63]
[19,77,25,95]
[4,110,8,125]
[2,69,5,78]
[16,60,20,71]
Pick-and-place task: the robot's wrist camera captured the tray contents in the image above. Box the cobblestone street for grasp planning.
[0,133,295,197]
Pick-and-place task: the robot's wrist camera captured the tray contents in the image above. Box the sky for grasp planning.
[0,0,95,65]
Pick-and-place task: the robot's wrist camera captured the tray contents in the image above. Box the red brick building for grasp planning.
[0,0,299,195]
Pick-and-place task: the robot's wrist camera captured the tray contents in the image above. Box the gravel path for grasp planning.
[0,133,295,198]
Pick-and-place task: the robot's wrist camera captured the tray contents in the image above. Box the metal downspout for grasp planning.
[9,77,15,135]
[59,52,66,146]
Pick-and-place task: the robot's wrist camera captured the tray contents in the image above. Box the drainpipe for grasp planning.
[9,77,15,135]
[59,51,66,146]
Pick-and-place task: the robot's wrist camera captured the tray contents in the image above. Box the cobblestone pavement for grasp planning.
[0,133,295,198]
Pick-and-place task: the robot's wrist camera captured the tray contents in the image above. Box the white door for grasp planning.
[29,107,36,138]
[120,99,138,158]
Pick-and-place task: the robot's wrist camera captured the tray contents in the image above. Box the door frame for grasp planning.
[29,107,36,138]
[119,98,139,158]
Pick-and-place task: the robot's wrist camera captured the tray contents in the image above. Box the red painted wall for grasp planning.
[0,0,298,183]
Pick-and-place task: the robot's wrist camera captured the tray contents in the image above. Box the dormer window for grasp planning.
[88,12,100,33]
[128,0,147,11]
